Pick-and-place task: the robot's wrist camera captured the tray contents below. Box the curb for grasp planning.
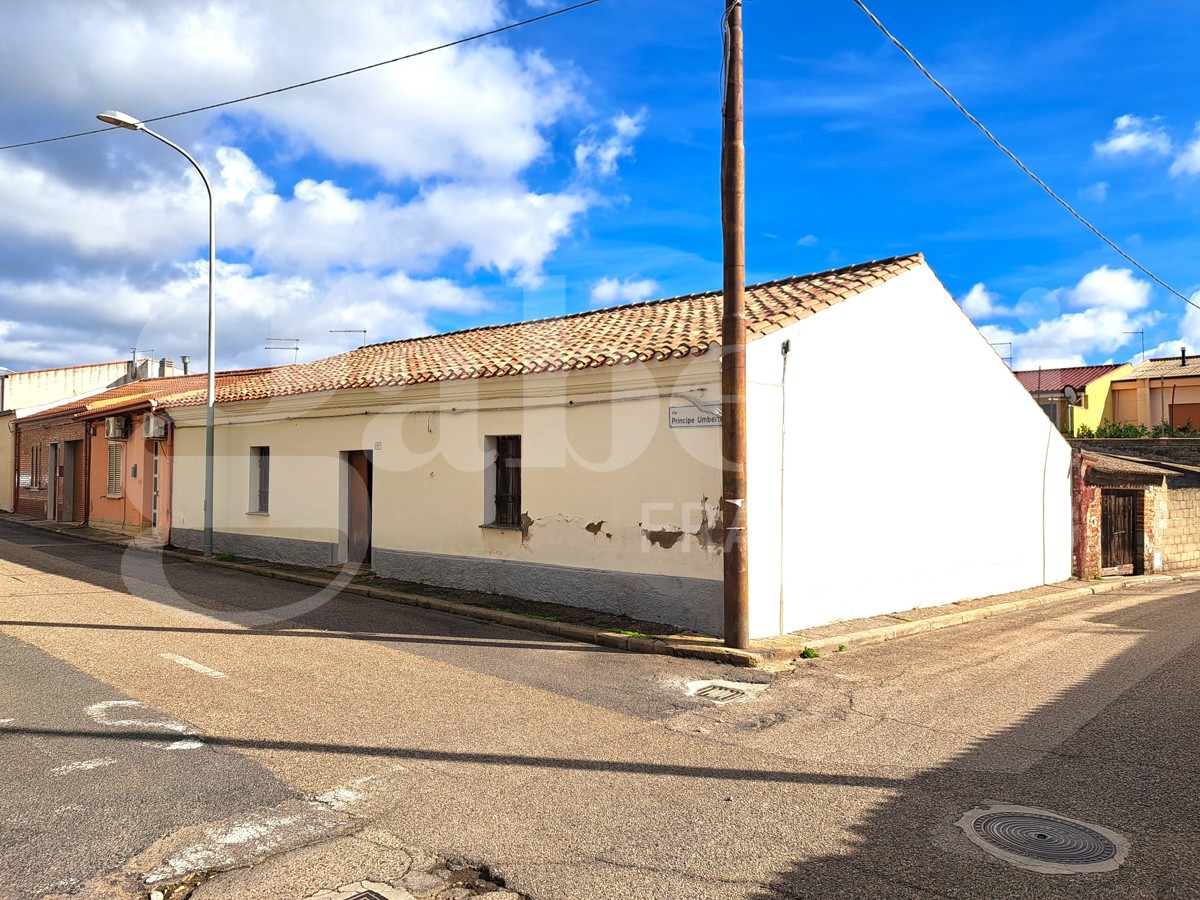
[5,514,1198,669]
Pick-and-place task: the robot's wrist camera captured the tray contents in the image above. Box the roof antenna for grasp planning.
[265,337,300,365]
[330,329,368,348]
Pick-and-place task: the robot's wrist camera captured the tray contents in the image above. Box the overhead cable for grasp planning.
[0,0,604,153]
[849,0,1200,312]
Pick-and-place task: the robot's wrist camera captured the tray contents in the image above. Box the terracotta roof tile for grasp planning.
[18,369,273,423]
[162,254,924,408]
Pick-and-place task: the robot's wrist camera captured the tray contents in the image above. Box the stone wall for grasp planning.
[1161,488,1200,571]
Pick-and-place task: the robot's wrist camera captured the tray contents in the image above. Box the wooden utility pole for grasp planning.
[721,0,749,649]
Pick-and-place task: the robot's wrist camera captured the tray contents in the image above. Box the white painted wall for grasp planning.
[746,264,1072,637]
[170,356,725,586]
[168,262,1071,637]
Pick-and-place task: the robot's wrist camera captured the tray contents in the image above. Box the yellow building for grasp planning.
[1014,364,1132,435]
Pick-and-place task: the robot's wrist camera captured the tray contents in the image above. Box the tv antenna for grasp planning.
[330,329,368,347]
[1123,330,1145,362]
[265,337,300,365]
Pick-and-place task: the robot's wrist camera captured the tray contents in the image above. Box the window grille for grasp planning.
[493,435,521,527]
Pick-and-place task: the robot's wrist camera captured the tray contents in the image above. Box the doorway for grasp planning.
[1101,489,1141,576]
[343,450,372,566]
[61,440,84,523]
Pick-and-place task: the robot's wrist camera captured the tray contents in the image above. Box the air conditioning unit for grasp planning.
[142,413,168,441]
[104,416,128,441]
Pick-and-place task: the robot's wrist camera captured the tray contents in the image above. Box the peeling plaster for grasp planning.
[585,520,606,535]
[643,528,686,549]
[519,512,534,543]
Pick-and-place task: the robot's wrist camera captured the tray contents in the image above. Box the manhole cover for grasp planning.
[956,804,1129,874]
[685,679,766,704]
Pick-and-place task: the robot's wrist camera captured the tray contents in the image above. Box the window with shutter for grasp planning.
[249,446,270,513]
[107,441,123,497]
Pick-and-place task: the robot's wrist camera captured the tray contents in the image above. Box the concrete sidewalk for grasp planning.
[5,512,1195,670]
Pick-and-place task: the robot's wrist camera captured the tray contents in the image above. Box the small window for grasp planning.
[249,446,270,513]
[491,435,521,527]
[106,441,123,498]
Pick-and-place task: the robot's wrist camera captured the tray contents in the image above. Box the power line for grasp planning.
[0,0,604,153]
[849,0,1200,313]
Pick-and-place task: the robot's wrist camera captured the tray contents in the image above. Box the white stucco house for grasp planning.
[161,254,1072,638]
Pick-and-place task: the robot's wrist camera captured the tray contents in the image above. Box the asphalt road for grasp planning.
[1,518,1198,899]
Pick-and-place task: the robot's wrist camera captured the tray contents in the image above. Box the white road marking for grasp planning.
[0,718,14,724]
[86,700,189,732]
[51,757,118,775]
[85,700,204,750]
[160,653,228,679]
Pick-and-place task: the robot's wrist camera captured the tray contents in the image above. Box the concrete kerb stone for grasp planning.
[4,513,1197,668]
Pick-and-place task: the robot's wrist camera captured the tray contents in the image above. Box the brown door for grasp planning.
[347,450,372,565]
[1101,491,1136,575]
[67,441,85,523]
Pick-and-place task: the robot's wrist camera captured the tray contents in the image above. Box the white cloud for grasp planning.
[1094,114,1171,159]
[796,234,819,247]
[1060,266,1151,311]
[958,283,1001,319]
[0,264,488,372]
[979,267,1158,369]
[1169,126,1200,177]
[575,109,647,178]
[1080,181,1109,202]
[0,0,643,371]
[589,276,660,307]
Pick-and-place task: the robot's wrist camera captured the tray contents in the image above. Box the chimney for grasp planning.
[159,357,173,378]
[181,355,190,375]
[1182,347,1188,367]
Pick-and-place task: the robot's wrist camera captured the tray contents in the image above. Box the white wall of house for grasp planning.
[746,264,1073,637]
[170,357,728,631]
[168,262,1072,637]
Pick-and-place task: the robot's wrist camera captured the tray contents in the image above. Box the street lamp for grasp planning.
[98,110,217,557]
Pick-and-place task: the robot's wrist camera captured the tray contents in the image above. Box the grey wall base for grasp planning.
[374,547,723,635]
[171,528,337,568]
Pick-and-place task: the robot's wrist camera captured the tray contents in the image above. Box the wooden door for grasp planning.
[347,450,372,565]
[1101,491,1136,575]
[68,441,85,523]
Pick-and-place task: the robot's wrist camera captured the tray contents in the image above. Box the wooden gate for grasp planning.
[1101,490,1137,575]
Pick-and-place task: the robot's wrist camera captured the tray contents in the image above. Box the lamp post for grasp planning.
[98,110,216,557]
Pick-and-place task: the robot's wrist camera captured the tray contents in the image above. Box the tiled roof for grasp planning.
[164,254,924,408]
[1117,354,1200,380]
[1013,364,1127,394]
[17,370,272,424]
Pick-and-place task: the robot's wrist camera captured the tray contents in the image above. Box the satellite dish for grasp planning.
[1063,386,1080,405]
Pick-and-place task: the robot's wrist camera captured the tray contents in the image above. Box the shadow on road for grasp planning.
[746,592,1200,899]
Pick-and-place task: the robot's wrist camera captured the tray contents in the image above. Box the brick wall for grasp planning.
[15,419,86,519]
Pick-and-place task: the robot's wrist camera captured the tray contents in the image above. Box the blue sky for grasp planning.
[1,0,1199,373]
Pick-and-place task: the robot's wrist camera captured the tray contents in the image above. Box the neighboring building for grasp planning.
[0,357,187,512]
[1013,364,1132,435]
[1109,351,1200,429]
[164,255,1072,638]
[1070,440,1200,577]
[12,371,256,538]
